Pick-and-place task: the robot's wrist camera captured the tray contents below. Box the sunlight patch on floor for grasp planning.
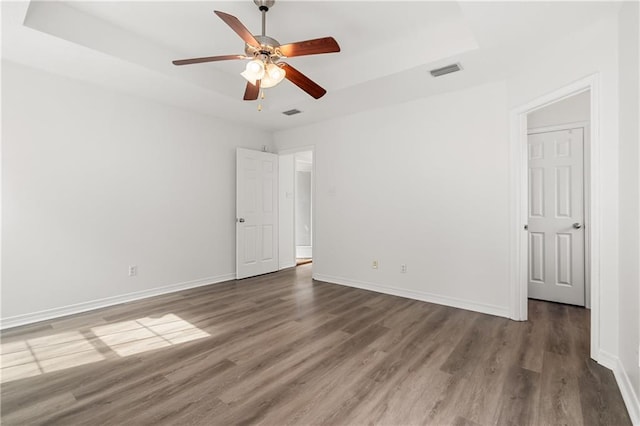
[0,314,209,383]
[92,313,210,356]
[1,331,104,383]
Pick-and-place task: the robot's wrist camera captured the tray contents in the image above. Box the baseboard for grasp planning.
[597,349,619,370]
[312,273,510,318]
[599,350,640,424]
[598,350,640,425]
[0,273,237,330]
[616,359,640,425]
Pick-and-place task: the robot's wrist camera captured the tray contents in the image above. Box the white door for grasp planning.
[236,148,279,279]
[527,128,585,306]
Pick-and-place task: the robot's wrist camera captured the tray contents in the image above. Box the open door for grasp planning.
[527,128,585,306]
[236,148,279,279]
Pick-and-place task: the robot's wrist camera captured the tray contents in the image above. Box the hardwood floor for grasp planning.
[0,265,631,425]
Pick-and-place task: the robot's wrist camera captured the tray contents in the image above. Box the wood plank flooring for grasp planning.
[0,265,631,425]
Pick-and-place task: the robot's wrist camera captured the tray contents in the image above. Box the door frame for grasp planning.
[277,145,316,275]
[508,73,601,362]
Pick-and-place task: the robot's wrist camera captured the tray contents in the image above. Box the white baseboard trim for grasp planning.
[312,273,510,318]
[0,273,237,330]
[598,349,618,370]
[599,350,640,425]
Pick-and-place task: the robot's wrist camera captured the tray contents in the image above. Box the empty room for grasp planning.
[1,1,639,424]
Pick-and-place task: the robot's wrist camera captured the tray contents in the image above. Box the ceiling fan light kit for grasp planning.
[260,63,286,88]
[240,59,265,85]
[172,0,340,107]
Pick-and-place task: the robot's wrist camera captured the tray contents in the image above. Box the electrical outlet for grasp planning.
[372,260,378,269]
[128,265,137,277]
[401,264,407,273]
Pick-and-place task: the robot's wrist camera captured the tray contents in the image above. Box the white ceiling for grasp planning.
[2,1,621,131]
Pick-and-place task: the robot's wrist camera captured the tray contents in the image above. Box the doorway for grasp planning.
[509,75,601,361]
[295,151,313,265]
[278,147,315,271]
[526,90,590,307]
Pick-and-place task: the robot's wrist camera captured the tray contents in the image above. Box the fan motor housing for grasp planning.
[245,35,282,59]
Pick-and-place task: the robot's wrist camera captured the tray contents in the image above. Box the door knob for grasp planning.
[573,222,582,229]
[238,218,245,223]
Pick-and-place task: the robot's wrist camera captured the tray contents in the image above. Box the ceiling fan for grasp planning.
[172,0,340,103]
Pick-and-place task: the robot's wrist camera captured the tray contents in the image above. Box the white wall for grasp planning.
[275,81,511,317]
[527,90,590,129]
[1,60,271,325]
[507,15,621,361]
[617,0,640,417]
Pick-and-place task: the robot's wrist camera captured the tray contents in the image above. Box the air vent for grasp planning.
[282,109,302,116]
[429,63,462,77]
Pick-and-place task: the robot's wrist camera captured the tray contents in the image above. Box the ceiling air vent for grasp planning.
[282,109,302,116]
[430,63,462,77]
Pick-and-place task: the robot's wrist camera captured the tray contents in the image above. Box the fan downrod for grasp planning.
[253,0,277,45]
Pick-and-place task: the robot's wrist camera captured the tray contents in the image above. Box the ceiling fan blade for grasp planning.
[172,54,246,66]
[243,80,261,101]
[279,63,326,99]
[278,37,340,58]
[214,10,260,47]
